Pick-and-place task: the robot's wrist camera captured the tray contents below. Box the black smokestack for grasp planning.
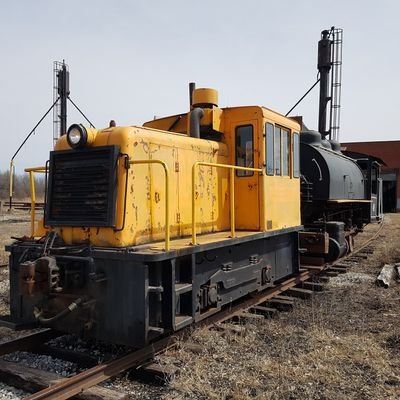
[58,62,70,136]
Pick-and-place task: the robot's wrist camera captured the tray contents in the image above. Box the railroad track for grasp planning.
[0,219,385,399]
[12,201,45,211]
[2,201,45,211]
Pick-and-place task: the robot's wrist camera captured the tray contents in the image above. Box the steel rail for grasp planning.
[349,217,385,257]
[24,336,175,400]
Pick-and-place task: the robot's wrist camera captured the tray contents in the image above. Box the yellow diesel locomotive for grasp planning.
[5,86,301,347]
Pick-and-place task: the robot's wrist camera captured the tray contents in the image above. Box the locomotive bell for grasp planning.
[192,88,219,108]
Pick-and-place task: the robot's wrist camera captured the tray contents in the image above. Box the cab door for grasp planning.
[233,120,260,230]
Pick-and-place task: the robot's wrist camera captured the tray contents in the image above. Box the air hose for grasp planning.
[34,297,84,325]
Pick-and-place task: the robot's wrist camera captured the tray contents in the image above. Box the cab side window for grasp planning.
[293,132,300,178]
[235,125,254,176]
[266,123,274,175]
[274,126,281,175]
[282,128,290,176]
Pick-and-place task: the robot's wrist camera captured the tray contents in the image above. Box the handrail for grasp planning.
[24,166,47,237]
[191,162,263,245]
[129,160,170,251]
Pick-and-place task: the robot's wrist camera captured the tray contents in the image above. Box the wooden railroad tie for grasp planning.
[302,281,325,292]
[266,296,294,311]
[327,266,347,274]
[286,287,314,299]
[249,305,279,318]
[133,361,179,384]
[234,312,265,323]
[323,271,339,277]
[0,360,127,400]
[213,323,246,334]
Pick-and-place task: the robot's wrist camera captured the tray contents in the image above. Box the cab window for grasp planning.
[282,128,290,176]
[274,126,281,175]
[235,125,254,176]
[293,132,300,178]
[266,123,274,175]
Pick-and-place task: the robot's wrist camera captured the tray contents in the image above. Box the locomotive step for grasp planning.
[174,283,193,295]
[174,315,193,330]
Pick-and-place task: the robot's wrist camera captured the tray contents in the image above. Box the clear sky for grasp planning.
[1,0,398,172]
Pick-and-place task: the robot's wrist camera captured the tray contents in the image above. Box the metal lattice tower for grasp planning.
[329,28,343,141]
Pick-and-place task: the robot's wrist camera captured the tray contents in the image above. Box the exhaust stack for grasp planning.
[318,30,332,138]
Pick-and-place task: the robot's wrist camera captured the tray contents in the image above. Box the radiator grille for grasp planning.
[45,146,119,227]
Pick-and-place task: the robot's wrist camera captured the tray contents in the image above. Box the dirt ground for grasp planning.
[0,213,399,399]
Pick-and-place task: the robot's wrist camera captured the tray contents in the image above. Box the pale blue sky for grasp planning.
[1,0,398,172]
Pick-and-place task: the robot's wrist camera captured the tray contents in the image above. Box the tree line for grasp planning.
[0,171,45,200]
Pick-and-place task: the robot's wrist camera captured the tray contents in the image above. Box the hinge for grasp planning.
[124,155,130,169]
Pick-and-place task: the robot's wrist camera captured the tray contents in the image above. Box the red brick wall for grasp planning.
[342,141,400,211]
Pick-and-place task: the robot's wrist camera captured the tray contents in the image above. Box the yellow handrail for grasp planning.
[129,160,170,251]
[24,166,47,237]
[191,162,263,245]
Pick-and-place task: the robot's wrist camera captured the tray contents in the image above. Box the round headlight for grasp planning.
[67,124,88,149]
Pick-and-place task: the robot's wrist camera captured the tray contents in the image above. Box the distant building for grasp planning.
[341,140,400,212]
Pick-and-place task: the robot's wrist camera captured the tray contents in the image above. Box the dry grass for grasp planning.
[158,214,400,399]
[0,212,399,399]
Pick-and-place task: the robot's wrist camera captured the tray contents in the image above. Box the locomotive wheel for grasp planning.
[326,237,348,262]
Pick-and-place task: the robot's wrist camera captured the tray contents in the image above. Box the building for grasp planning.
[341,141,400,212]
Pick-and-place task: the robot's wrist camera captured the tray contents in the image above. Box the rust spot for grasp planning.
[155,192,160,203]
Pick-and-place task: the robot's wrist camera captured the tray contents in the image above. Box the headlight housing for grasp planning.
[67,124,88,149]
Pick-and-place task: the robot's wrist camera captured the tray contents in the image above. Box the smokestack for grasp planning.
[189,82,196,109]
[57,62,70,136]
